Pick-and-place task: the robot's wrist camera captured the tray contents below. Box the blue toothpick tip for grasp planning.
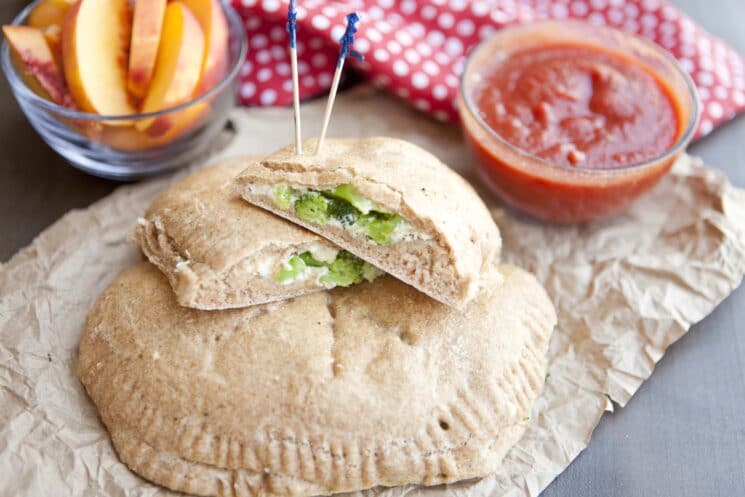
[338,12,363,67]
[286,0,297,49]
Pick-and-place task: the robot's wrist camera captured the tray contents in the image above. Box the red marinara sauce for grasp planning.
[461,38,691,223]
[476,44,680,168]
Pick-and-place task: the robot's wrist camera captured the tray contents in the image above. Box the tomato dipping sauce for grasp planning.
[476,44,680,169]
[459,21,698,223]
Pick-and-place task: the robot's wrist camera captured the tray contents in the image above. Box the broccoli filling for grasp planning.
[272,184,413,245]
[275,250,381,286]
[273,185,294,210]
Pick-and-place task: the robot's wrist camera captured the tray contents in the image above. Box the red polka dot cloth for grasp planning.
[232,0,745,138]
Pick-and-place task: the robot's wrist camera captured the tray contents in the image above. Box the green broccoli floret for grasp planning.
[298,251,325,267]
[294,192,331,224]
[358,213,402,245]
[325,184,375,214]
[326,197,358,225]
[273,185,294,210]
[320,250,365,286]
[275,255,307,283]
[288,186,403,244]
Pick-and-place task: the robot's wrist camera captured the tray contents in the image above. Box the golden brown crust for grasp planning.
[79,262,556,497]
[234,137,502,309]
[132,159,344,310]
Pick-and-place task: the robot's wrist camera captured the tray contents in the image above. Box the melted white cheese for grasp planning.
[307,244,339,263]
[276,264,330,286]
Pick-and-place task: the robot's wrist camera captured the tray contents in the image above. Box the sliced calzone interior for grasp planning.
[133,159,382,310]
[234,137,502,309]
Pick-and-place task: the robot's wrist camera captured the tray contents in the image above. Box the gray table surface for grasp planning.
[1,1,744,495]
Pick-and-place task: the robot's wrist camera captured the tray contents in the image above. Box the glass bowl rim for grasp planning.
[1,0,248,122]
[459,19,701,174]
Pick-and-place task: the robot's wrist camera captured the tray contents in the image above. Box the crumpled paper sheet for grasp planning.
[2,88,745,497]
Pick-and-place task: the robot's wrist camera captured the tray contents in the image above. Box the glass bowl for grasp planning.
[2,0,247,180]
[459,20,699,223]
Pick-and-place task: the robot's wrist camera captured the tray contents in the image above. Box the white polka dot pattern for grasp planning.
[232,0,745,137]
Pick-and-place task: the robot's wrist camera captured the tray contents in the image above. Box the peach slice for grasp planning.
[100,102,210,151]
[62,0,135,117]
[3,24,101,136]
[2,25,75,108]
[28,0,74,30]
[42,24,63,71]
[136,2,205,132]
[143,100,210,138]
[180,0,229,95]
[127,0,167,99]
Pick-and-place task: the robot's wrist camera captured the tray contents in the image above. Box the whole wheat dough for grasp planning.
[79,261,555,497]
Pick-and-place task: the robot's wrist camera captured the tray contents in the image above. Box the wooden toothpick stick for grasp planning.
[315,13,362,155]
[287,0,302,155]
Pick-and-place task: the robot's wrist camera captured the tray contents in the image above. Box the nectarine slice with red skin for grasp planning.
[62,0,135,118]
[144,101,210,138]
[136,2,205,132]
[128,0,167,99]
[100,102,210,151]
[3,25,75,108]
[42,24,63,71]
[180,0,229,96]
[2,24,102,136]
[28,0,74,30]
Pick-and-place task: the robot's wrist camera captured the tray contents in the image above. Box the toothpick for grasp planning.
[287,0,302,155]
[315,13,362,155]
[315,62,343,155]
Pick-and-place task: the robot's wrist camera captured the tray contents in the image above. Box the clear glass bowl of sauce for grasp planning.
[459,20,699,223]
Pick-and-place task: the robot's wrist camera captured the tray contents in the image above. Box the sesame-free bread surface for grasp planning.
[234,137,501,309]
[78,262,556,497]
[134,159,357,310]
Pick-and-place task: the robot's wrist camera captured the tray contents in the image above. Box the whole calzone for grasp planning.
[234,137,501,309]
[134,160,381,310]
[78,262,556,497]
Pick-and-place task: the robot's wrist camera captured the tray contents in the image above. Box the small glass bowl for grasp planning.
[459,20,699,223]
[2,0,248,180]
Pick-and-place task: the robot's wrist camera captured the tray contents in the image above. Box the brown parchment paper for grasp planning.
[2,88,745,497]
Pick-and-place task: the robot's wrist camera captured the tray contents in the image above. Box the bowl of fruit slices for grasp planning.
[1,0,247,180]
